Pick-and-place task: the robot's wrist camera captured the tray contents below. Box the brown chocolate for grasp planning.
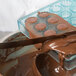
[29,31,42,49]
[1,12,76,76]
[57,24,68,30]
[4,32,76,76]
[42,33,76,69]
[35,23,46,31]
[38,12,50,18]
[58,53,65,68]
[5,51,41,76]
[44,30,56,36]
[48,17,58,24]
[5,50,76,76]
[26,17,37,23]
[4,30,76,76]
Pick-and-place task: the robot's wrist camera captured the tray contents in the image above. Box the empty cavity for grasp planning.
[71,18,76,25]
[62,11,71,18]
[62,0,71,6]
[52,6,61,12]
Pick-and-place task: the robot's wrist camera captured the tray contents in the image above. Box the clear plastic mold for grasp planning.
[18,0,76,38]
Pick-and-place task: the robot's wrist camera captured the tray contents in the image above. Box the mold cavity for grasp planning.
[62,1,71,6]
[52,6,60,12]
[71,18,76,25]
[71,7,76,12]
[62,11,71,18]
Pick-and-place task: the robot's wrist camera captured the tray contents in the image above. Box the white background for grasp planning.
[0,0,57,32]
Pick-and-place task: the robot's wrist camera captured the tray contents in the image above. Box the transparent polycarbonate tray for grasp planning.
[18,0,76,38]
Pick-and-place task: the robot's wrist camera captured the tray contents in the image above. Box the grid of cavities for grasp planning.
[25,12,69,37]
[49,0,76,26]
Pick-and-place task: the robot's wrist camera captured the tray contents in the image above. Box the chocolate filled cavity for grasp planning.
[35,23,46,31]
[48,17,58,24]
[38,12,49,18]
[26,17,37,23]
[44,30,56,36]
[57,24,68,30]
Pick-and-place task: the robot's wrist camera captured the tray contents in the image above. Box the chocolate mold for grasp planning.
[18,0,76,39]
[25,12,76,37]
[25,12,76,49]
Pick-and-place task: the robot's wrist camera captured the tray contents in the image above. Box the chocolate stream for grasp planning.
[0,31,76,49]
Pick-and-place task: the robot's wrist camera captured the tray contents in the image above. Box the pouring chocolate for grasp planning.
[4,31,76,76]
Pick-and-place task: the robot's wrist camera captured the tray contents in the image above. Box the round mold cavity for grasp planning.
[47,17,58,24]
[62,7,70,12]
[44,30,56,36]
[61,0,71,6]
[26,17,38,23]
[52,6,61,12]
[35,23,47,31]
[38,12,49,18]
[57,24,68,31]
[61,11,71,18]
[71,7,76,12]
[71,1,76,6]
[71,18,76,25]
[71,13,76,18]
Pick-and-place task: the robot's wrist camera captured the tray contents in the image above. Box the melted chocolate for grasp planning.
[5,51,76,76]
[43,33,76,70]
[2,31,76,76]
[5,51,40,76]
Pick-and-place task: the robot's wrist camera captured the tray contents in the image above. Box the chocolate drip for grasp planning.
[58,53,65,68]
[65,39,76,46]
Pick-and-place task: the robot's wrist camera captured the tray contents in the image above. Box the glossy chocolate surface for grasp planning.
[5,31,76,76]
[42,32,76,71]
[5,51,76,76]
